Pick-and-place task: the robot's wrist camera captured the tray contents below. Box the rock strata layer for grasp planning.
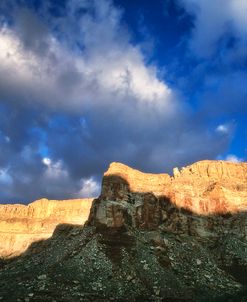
[89,160,247,229]
[170,160,247,214]
[0,160,247,301]
[0,198,93,257]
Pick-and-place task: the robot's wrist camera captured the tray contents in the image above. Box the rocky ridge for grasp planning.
[0,160,247,301]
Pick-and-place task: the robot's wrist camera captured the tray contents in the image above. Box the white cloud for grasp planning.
[43,158,68,180]
[42,157,51,166]
[229,0,247,33]
[0,168,12,184]
[41,157,99,198]
[0,0,237,203]
[179,0,247,57]
[215,124,230,135]
[225,154,242,163]
[0,4,175,115]
[76,177,100,198]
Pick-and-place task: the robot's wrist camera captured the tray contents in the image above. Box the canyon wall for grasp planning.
[89,160,247,232]
[0,198,93,258]
[1,159,247,258]
[1,160,247,301]
[170,160,247,214]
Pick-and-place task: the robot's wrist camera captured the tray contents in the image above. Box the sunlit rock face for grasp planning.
[1,160,247,301]
[0,198,93,258]
[170,160,247,215]
[85,160,247,300]
[102,162,171,197]
[89,162,170,229]
[1,160,247,257]
[89,160,247,234]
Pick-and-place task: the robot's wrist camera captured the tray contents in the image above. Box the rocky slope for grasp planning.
[0,198,93,258]
[0,160,247,301]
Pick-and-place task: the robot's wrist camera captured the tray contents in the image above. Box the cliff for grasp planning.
[90,160,247,229]
[170,160,247,214]
[0,160,247,301]
[0,198,93,258]
[1,160,247,258]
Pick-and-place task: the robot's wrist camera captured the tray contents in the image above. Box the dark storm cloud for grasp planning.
[15,8,50,56]
[0,0,238,203]
[0,103,100,202]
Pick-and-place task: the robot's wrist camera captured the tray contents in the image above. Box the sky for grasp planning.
[0,0,246,203]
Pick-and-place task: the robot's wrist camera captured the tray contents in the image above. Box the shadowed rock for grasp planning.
[0,160,247,301]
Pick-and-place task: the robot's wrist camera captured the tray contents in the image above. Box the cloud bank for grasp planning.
[0,0,239,202]
[179,0,247,57]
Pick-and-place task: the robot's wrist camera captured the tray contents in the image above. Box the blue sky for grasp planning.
[0,0,246,203]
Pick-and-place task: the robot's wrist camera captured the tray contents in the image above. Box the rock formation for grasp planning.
[170,160,247,214]
[89,160,247,229]
[0,198,93,257]
[0,160,247,301]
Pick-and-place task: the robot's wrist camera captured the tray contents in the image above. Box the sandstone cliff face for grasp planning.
[86,160,247,299]
[89,160,247,236]
[170,160,247,214]
[1,160,247,259]
[103,162,171,197]
[0,198,93,258]
[0,160,247,301]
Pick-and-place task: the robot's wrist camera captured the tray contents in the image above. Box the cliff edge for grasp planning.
[0,160,247,301]
[90,160,247,230]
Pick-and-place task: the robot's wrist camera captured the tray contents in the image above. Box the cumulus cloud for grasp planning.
[176,0,247,124]
[178,0,247,57]
[225,154,242,163]
[0,4,174,114]
[0,0,235,203]
[215,122,236,136]
[0,168,12,185]
[41,157,100,198]
[77,178,101,198]
[216,124,229,135]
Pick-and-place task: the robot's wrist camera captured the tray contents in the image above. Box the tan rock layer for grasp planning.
[103,160,247,215]
[104,162,171,196]
[0,198,93,258]
[1,159,247,258]
[89,160,247,234]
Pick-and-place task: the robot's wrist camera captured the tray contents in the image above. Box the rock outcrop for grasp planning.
[0,198,93,257]
[89,160,247,230]
[170,160,247,214]
[0,160,247,302]
[2,160,246,258]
